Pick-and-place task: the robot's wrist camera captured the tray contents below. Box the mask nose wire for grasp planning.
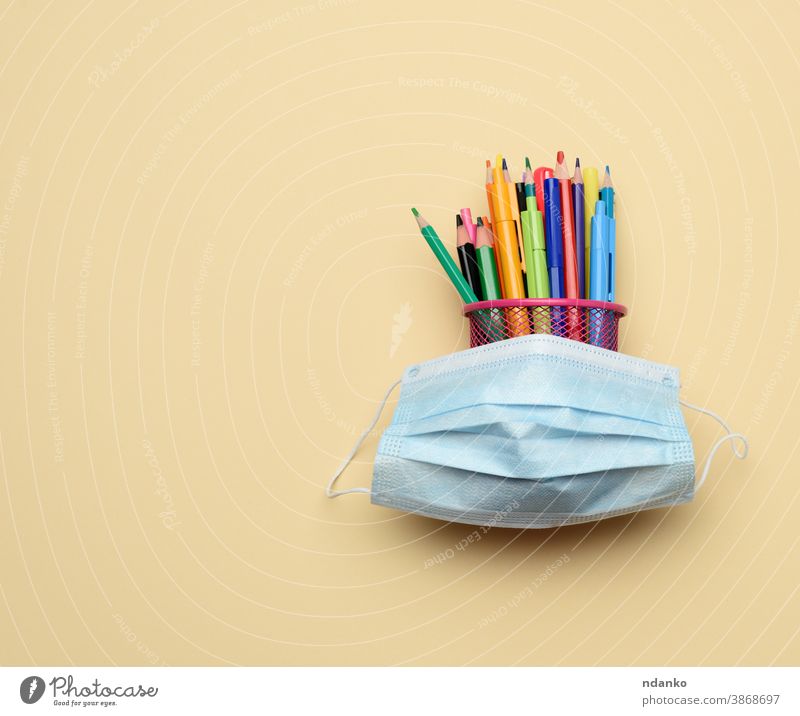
[680,399,749,490]
[325,379,402,498]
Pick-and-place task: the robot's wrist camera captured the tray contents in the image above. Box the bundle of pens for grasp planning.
[412,152,627,351]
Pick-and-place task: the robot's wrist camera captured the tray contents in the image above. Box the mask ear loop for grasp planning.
[326,379,401,498]
[680,399,749,490]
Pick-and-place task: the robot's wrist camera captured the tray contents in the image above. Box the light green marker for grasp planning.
[412,208,479,304]
[521,183,550,298]
[521,183,551,335]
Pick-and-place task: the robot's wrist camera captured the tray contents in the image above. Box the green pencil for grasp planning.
[475,217,502,300]
[474,217,505,341]
[412,208,479,304]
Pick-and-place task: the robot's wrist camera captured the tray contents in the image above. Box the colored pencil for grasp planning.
[490,158,526,300]
[484,160,506,297]
[554,152,578,290]
[474,217,506,340]
[412,208,479,304]
[475,217,502,300]
[491,156,528,335]
[515,181,527,218]
[572,158,586,299]
[600,165,614,218]
[414,151,620,346]
[555,152,581,339]
[484,160,497,228]
[459,207,477,245]
[600,167,615,302]
[503,158,525,272]
[456,214,483,301]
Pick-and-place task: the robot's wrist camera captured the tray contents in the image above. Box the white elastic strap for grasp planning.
[680,399,749,491]
[325,379,401,498]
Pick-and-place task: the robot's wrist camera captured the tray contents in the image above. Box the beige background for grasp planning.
[0,0,798,666]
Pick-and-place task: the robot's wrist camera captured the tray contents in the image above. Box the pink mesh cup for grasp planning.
[463,298,627,351]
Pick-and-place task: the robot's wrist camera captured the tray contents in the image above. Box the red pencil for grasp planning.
[555,151,581,339]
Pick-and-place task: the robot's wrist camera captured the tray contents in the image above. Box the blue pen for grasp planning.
[543,177,564,298]
[589,201,609,300]
[607,216,616,302]
[589,201,610,347]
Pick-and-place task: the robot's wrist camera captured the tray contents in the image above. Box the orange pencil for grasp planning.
[490,155,528,335]
[492,155,530,336]
[502,158,525,273]
[491,156,525,295]
[484,160,506,298]
[485,159,497,228]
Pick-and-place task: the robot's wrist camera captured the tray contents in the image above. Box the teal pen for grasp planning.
[600,165,614,218]
[589,201,609,301]
[589,200,610,347]
[607,216,616,302]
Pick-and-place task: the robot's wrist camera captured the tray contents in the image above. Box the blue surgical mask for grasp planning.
[326,335,747,528]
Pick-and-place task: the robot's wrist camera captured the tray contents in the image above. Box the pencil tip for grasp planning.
[525,156,532,170]
[575,157,581,168]
[502,157,508,170]
[485,159,491,167]
[456,214,463,226]
[411,207,419,216]
[605,165,611,174]
[476,216,483,226]
[557,150,565,164]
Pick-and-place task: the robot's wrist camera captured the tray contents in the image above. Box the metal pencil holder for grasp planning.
[463,298,627,351]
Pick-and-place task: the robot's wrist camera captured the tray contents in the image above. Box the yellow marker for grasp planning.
[583,166,600,297]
